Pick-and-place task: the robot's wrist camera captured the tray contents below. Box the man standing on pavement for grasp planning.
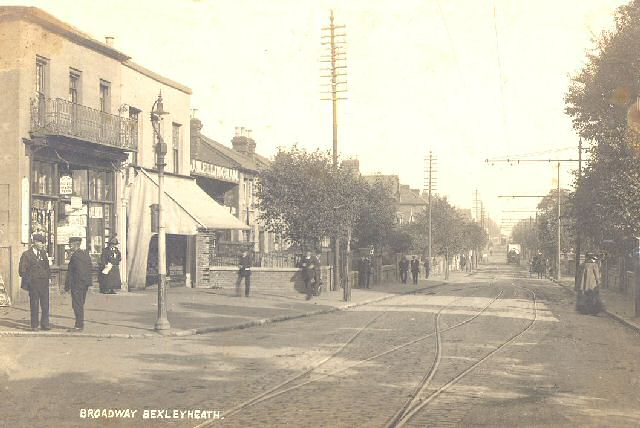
[399,256,409,284]
[410,256,420,285]
[299,251,315,300]
[99,237,121,294]
[238,250,252,297]
[424,257,430,279]
[64,237,92,331]
[19,233,51,331]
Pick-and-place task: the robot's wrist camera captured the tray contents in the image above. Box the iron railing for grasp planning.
[30,97,137,151]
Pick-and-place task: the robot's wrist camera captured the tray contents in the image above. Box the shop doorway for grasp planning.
[146,234,188,287]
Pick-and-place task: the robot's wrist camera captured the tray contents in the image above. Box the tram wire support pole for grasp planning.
[489,157,581,280]
[574,138,583,286]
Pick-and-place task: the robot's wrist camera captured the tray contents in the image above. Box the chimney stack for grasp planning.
[231,126,256,159]
[105,36,115,47]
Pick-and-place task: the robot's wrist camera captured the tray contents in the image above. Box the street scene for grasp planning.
[2,0,640,427]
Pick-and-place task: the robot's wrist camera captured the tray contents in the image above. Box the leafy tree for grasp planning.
[257,146,335,250]
[387,226,414,254]
[535,189,574,266]
[353,178,397,251]
[511,218,538,259]
[565,0,640,254]
[411,196,465,279]
[462,221,488,266]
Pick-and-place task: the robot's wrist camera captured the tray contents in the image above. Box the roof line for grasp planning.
[0,6,130,62]
[0,6,192,95]
[124,61,192,95]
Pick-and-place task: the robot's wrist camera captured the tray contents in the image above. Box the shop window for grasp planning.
[88,203,105,260]
[31,199,55,261]
[71,169,88,198]
[32,161,55,195]
[32,161,116,266]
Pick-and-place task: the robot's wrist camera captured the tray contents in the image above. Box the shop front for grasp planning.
[126,168,249,289]
[25,138,129,289]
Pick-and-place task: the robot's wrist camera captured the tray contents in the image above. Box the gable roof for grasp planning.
[398,185,428,206]
[196,134,270,173]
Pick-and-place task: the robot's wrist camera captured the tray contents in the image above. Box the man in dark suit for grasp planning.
[399,256,409,284]
[238,250,252,297]
[65,237,92,331]
[410,256,420,285]
[19,233,51,331]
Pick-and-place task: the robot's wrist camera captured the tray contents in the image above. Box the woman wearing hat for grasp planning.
[98,236,121,294]
[575,252,604,315]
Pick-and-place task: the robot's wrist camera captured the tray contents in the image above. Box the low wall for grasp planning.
[198,266,321,294]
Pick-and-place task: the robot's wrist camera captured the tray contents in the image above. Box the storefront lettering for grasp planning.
[190,160,239,183]
[59,175,73,195]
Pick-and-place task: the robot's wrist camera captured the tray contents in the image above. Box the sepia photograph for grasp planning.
[1,0,640,426]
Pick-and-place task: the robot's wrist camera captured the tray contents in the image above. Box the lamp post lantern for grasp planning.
[151,91,170,333]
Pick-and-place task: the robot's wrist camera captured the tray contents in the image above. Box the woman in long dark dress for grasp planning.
[575,253,604,315]
[99,237,121,294]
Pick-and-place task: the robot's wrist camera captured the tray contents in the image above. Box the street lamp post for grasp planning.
[151,92,170,333]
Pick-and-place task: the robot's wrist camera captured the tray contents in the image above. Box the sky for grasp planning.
[5,0,630,234]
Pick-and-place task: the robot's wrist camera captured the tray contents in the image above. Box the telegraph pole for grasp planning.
[424,152,437,262]
[321,10,347,298]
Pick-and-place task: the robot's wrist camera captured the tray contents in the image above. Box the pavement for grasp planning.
[0,272,468,339]
[551,274,640,332]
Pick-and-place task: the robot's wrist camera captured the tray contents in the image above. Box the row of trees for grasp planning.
[257,147,488,281]
[514,1,640,267]
[564,0,640,257]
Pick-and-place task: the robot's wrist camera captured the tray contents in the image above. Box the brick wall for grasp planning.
[195,230,216,287]
[197,266,309,293]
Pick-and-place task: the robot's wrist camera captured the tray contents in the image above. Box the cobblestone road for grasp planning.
[2,264,640,427]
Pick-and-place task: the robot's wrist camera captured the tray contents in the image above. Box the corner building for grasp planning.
[0,7,244,301]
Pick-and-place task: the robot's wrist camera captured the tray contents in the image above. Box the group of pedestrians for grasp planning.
[399,255,430,285]
[19,233,122,332]
[530,252,549,279]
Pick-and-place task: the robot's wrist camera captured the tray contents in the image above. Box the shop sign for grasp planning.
[68,215,87,227]
[190,160,239,183]
[70,196,82,209]
[59,175,73,195]
[89,206,103,219]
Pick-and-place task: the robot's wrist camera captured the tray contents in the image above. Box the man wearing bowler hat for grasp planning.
[65,237,92,331]
[19,233,51,331]
[99,236,121,294]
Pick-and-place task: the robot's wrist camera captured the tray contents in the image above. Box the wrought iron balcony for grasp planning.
[30,97,137,151]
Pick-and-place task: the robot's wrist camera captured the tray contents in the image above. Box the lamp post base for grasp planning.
[154,317,171,334]
[154,273,170,334]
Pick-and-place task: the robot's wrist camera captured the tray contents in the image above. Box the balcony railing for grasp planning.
[30,97,137,151]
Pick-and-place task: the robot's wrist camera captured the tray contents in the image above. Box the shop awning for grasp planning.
[127,169,250,288]
[139,168,250,231]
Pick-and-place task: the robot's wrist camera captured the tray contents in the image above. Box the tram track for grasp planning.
[386,283,538,428]
[194,281,502,427]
